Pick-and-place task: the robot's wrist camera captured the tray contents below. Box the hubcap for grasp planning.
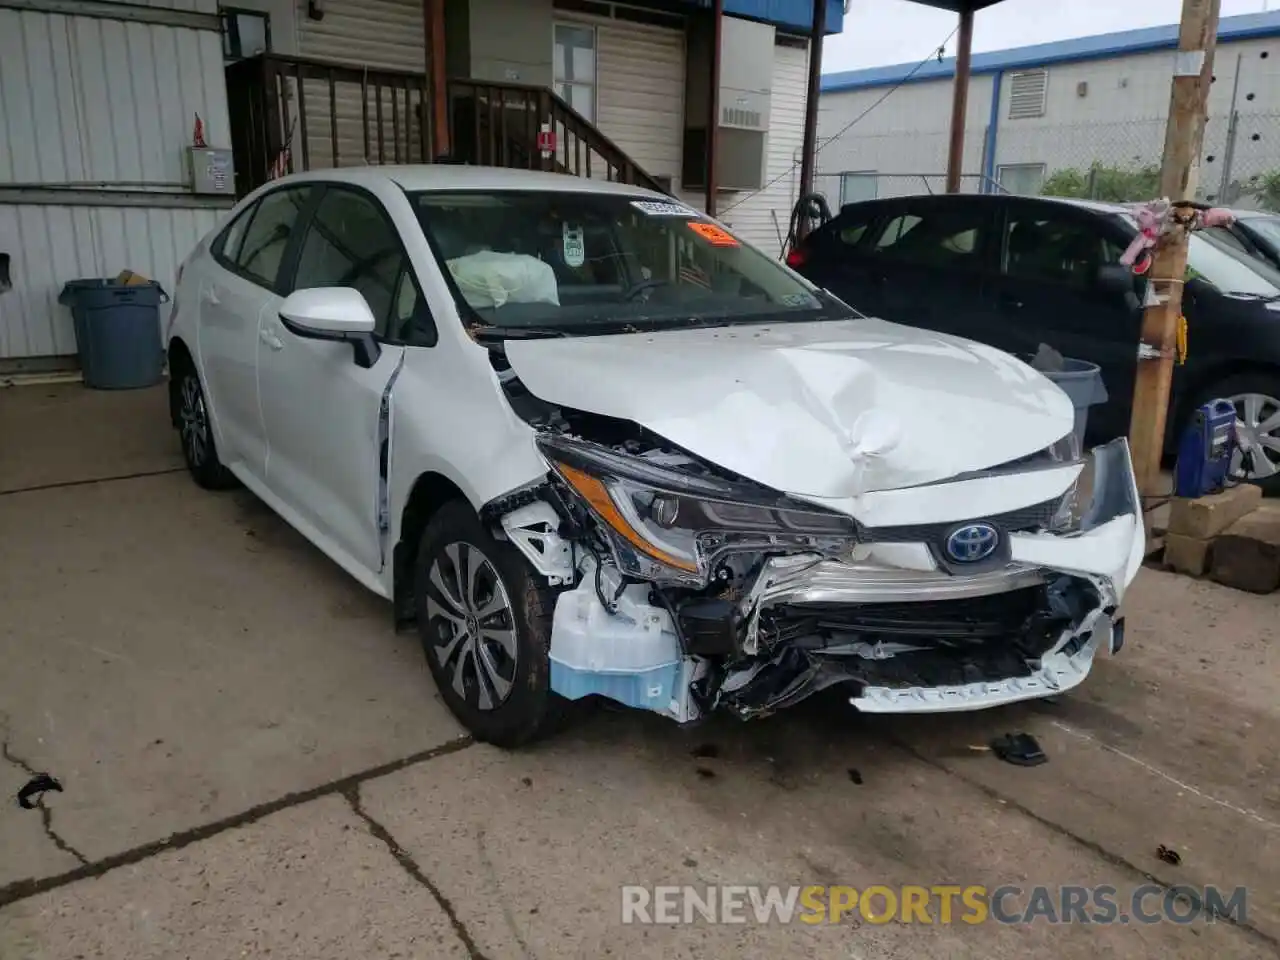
[1227,392,1280,481]
[423,542,518,712]
[178,375,209,467]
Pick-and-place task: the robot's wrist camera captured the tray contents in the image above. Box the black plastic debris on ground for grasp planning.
[847,768,864,785]
[1156,844,1182,866]
[17,773,63,809]
[989,733,1048,767]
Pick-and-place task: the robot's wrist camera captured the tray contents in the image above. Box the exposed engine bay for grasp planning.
[483,347,1141,723]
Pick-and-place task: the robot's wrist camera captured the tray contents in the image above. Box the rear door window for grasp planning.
[869,202,988,267]
[1002,212,1122,287]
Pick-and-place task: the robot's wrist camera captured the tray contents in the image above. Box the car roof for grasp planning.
[266,164,670,199]
[838,193,1130,216]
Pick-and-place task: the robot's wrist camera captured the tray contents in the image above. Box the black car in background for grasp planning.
[1218,209,1280,272]
[788,194,1280,491]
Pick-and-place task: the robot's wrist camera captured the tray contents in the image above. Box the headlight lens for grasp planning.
[540,437,860,585]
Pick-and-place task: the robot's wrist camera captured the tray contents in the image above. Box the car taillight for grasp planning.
[785,247,807,269]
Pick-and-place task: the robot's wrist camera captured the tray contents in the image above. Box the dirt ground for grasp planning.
[1,382,1277,959]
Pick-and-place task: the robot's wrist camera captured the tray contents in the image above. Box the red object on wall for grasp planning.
[537,129,556,154]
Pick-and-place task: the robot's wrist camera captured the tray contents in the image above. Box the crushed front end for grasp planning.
[490,421,1143,724]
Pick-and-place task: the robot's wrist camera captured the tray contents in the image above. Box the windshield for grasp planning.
[1245,216,1280,249]
[1188,229,1280,297]
[409,190,849,334]
[1119,212,1280,297]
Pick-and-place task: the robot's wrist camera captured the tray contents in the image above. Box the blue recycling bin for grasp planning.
[59,278,168,389]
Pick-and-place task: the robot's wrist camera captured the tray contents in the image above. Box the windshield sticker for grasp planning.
[687,222,740,247]
[630,200,698,217]
[562,224,585,268]
[781,292,819,308]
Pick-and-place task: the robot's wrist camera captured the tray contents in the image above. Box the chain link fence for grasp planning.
[814,110,1280,210]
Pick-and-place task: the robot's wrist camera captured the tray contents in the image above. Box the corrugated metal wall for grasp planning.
[0,205,224,358]
[0,10,229,187]
[0,4,230,360]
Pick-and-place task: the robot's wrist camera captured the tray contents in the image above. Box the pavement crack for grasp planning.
[0,734,474,910]
[0,467,186,498]
[887,734,1280,952]
[2,722,89,866]
[34,798,89,866]
[343,784,492,960]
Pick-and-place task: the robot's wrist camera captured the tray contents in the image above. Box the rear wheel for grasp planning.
[413,500,563,747]
[174,365,236,490]
[1190,373,1280,495]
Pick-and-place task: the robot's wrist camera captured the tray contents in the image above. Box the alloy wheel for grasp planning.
[179,374,209,467]
[1227,392,1280,481]
[423,542,519,712]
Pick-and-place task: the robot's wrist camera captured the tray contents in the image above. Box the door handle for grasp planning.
[259,326,283,351]
[999,293,1024,310]
[201,288,220,306]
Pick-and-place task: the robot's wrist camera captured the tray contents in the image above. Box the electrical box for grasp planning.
[186,147,235,195]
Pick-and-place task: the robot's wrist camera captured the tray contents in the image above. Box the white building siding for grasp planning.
[816,33,1280,202]
[715,37,808,256]
[294,0,428,169]
[0,204,223,359]
[815,74,993,197]
[593,18,685,184]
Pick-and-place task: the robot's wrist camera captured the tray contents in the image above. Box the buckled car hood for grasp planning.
[504,318,1075,498]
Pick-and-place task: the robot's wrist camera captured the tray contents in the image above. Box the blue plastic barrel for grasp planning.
[59,278,168,389]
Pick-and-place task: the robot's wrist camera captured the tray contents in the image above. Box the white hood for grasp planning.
[504,318,1075,498]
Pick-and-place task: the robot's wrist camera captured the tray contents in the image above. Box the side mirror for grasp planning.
[1095,262,1135,295]
[279,287,381,368]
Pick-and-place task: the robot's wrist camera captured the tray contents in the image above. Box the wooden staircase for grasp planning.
[224,54,667,197]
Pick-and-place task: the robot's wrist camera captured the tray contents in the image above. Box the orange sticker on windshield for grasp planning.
[687,222,739,246]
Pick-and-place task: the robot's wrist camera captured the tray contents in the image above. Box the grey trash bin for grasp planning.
[59,278,168,389]
[1037,358,1108,452]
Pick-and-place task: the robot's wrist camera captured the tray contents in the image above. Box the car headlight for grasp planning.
[537,435,861,585]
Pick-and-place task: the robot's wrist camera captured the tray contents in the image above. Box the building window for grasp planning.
[839,172,878,206]
[1008,69,1048,120]
[221,7,270,62]
[998,163,1047,196]
[553,23,597,123]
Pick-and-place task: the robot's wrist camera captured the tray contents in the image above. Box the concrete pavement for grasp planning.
[1,383,1277,958]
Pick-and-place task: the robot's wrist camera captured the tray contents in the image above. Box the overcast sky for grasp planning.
[824,0,1271,73]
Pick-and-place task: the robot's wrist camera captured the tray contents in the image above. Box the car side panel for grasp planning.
[197,261,272,477]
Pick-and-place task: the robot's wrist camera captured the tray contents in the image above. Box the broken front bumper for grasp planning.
[723,438,1143,716]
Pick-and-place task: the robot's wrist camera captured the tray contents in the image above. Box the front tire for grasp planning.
[413,500,563,747]
[174,367,236,490]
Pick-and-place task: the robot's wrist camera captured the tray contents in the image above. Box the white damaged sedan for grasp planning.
[166,166,1144,745]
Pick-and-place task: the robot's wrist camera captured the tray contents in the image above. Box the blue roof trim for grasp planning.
[821,9,1280,92]
[711,0,844,34]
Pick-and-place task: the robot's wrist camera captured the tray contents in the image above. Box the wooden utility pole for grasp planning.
[1129,0,1221,494]
[944,8,975,194]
